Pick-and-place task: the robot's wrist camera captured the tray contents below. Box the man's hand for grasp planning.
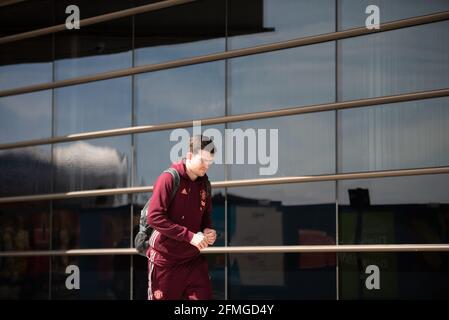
[190,232,208,250]
[203,228,217,246]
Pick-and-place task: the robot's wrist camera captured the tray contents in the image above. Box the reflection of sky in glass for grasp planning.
[339,0,449,30]
[339,97,449,173]
[338,21,449,181]
[54,51,132,81]
[135,62,225,124]
[135,38,225,66]
[339,21,449,100]
[0,62,52,90]
[0,1,447,202]
[0,91,52,143]
[0,37,53,143]
[228,0,335,49]
[54,78,132,135]
[227,112,336,179]
[229,43,335,114]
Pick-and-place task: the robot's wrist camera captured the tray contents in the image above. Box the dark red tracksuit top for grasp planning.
[147,160,212,267]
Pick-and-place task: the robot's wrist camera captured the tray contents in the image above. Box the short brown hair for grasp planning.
[189,135,215,155]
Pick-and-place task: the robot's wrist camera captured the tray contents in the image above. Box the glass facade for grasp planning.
[1,0,448,300]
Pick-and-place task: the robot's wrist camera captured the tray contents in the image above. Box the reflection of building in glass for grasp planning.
[0,141,128,204]
[339,202,449,299]
[0,0,273,65]
[224,193,336,299]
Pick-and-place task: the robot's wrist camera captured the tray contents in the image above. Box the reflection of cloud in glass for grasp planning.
[53,139,129,194]
[0,141,129,197]
[54,141,127,176]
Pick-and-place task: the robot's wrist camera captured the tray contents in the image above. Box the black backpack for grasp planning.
[134,167,212,257]
[134,168,180,257]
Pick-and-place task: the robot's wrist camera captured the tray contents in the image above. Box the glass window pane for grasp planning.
[54,78,132,135]
[0,146,52,197]
[338,21,449,101]
[339,174,449,245]
[207,254,226,299]
[338,97,449,173]
[228,0,335,49]
[0,36,52,144]
[228,182,336,246]
[0,37,53,90]
[51,255,130,299]
[227,113,335,180]
[134,0,225,65]
[229,43,335,114]
[229,253,336,299]
[54,3,132,80]
[53,196,131,250]
[135,62,225,124]
[53,136,131,193]
[0,92,52,144]
[0,201,51,251]
[0,203,50,297]
[339,252,449,299]
[227,183,336,298]
[0,257,49,299]
[339,0,449,30]
[132,254,148,300]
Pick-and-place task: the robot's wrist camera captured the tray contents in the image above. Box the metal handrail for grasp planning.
[1,11,448,97]
[1,166,448,204]
[2,244,449,257]
[1,87,448,150]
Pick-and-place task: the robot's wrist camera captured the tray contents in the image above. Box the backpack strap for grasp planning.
[163,167,180,202]
[204,178,211,208]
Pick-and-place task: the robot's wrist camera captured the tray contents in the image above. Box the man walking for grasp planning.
[147,135,217,300]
